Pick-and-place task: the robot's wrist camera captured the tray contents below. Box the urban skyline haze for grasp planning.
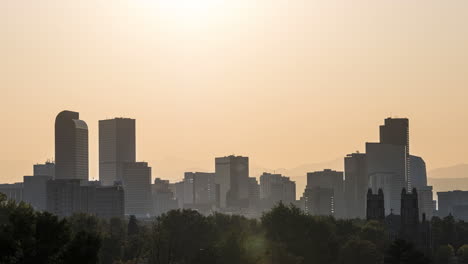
[1,0,468,185]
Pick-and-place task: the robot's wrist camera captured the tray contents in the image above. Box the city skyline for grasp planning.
[2,0,468,186]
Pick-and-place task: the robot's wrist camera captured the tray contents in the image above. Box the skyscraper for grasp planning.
[306,169,345,218]
[344,153,367,219]
[122,162,152,217]
[99,118,136,186]
[215,155,249,208]
[367,142,406,215]
[259,173,296,209]
[380,118,410,188]
[55,111,88,180]
[410,155,427,189]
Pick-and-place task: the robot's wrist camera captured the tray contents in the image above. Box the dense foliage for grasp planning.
[2,193,468,264]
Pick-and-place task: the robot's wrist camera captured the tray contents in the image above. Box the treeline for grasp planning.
[1,193,468,264]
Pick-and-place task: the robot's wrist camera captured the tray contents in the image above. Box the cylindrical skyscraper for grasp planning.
[55,110,88,180]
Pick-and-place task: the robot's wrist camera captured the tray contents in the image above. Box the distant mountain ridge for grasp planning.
[428,164,468,179]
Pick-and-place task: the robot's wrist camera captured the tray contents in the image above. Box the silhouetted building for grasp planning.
[380,118,410,188]
[152,178,178,216]
[366,188,385,221]
[259,173,295,209]
[55,111,88,180]
[122,162,152,217]
[344,153,367,219]
[248,177,260,208]
[410,155,427,188]
[437,191,468,219]
[215,155,249,208]
[170,181,185,209]
[0,183,24,203]
[418,186,434,220]
[367,142,406,215]
[183,172,218,212]
[400,188,419,242]
[303,187,333,216]
[46,179,124,219]
[99,118,136,186]
[306,169,344,218]
[33,161,55,178]
[23,175,51,211]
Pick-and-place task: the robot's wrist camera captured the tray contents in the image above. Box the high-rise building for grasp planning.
[152,178,178,216]
[437,191,468,219]
[0,183,24,203]
[33,161,55,178]
[215,155,249,208]
[122,162,152,217]
[55,111,88,180]
[46,179,124,219]
[379,118,410,188]
[306,169,344,218]
[248,177,260,208]
[410,155,427,189]
[24,175,51,211]
[259,173,296,209]
[367,142,406,215]
[99,118,136,186]
[344,153,367,219]
[303,187,334,216]
[418,186,434,220]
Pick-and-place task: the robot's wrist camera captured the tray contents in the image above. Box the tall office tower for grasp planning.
[99,118,136,186]
[379,118,410,188]
[170,181,185,209]
[55,111,89,180]
[183,173,195,206]
[344,153,367,219]
[367,142,406,215]
[259,173,296,208]
[306,169,344,218]
[34,161,55,178]
[192,172,217,206]
[366,189,385,221]
[410,155,427,189]
[418,186,434,220]
[152,178,178,216]
[122,162,152,217]
[248,177,260,207]
[303,187,334,216]
[215,155,249,208]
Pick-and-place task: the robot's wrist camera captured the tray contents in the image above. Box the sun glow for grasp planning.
[137,0,230,27]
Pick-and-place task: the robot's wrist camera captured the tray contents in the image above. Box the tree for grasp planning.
[63,230,101,264]
[457,245,468,264]
[384,239,430,264]
[435,245,455,264]
[339,238,381,264]
[127,215,139,237]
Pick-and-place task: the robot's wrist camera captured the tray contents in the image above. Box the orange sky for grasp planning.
[1,0,468,186]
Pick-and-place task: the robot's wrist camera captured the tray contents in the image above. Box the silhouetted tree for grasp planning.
[127,215,139,237]
[457,245,468,264]
[339,238,381,264]
[434,245,455,264]
[384,239,430,264]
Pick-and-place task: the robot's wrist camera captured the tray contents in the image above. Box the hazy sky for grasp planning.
[1,0,468,184]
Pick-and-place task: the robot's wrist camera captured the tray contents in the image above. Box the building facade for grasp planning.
[55,111,88,180]
[306,169,344,218]
[344,153,367,219]
[215,155,249,208]
[99,118,136,186]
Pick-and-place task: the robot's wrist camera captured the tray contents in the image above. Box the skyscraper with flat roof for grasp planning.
[215,155,249,208]
[122,162,152,217]
[344,153,367,219]
[99,118,136,186]
[380,118,410,188]
[55,111,88,180]
[307,169,344,218]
